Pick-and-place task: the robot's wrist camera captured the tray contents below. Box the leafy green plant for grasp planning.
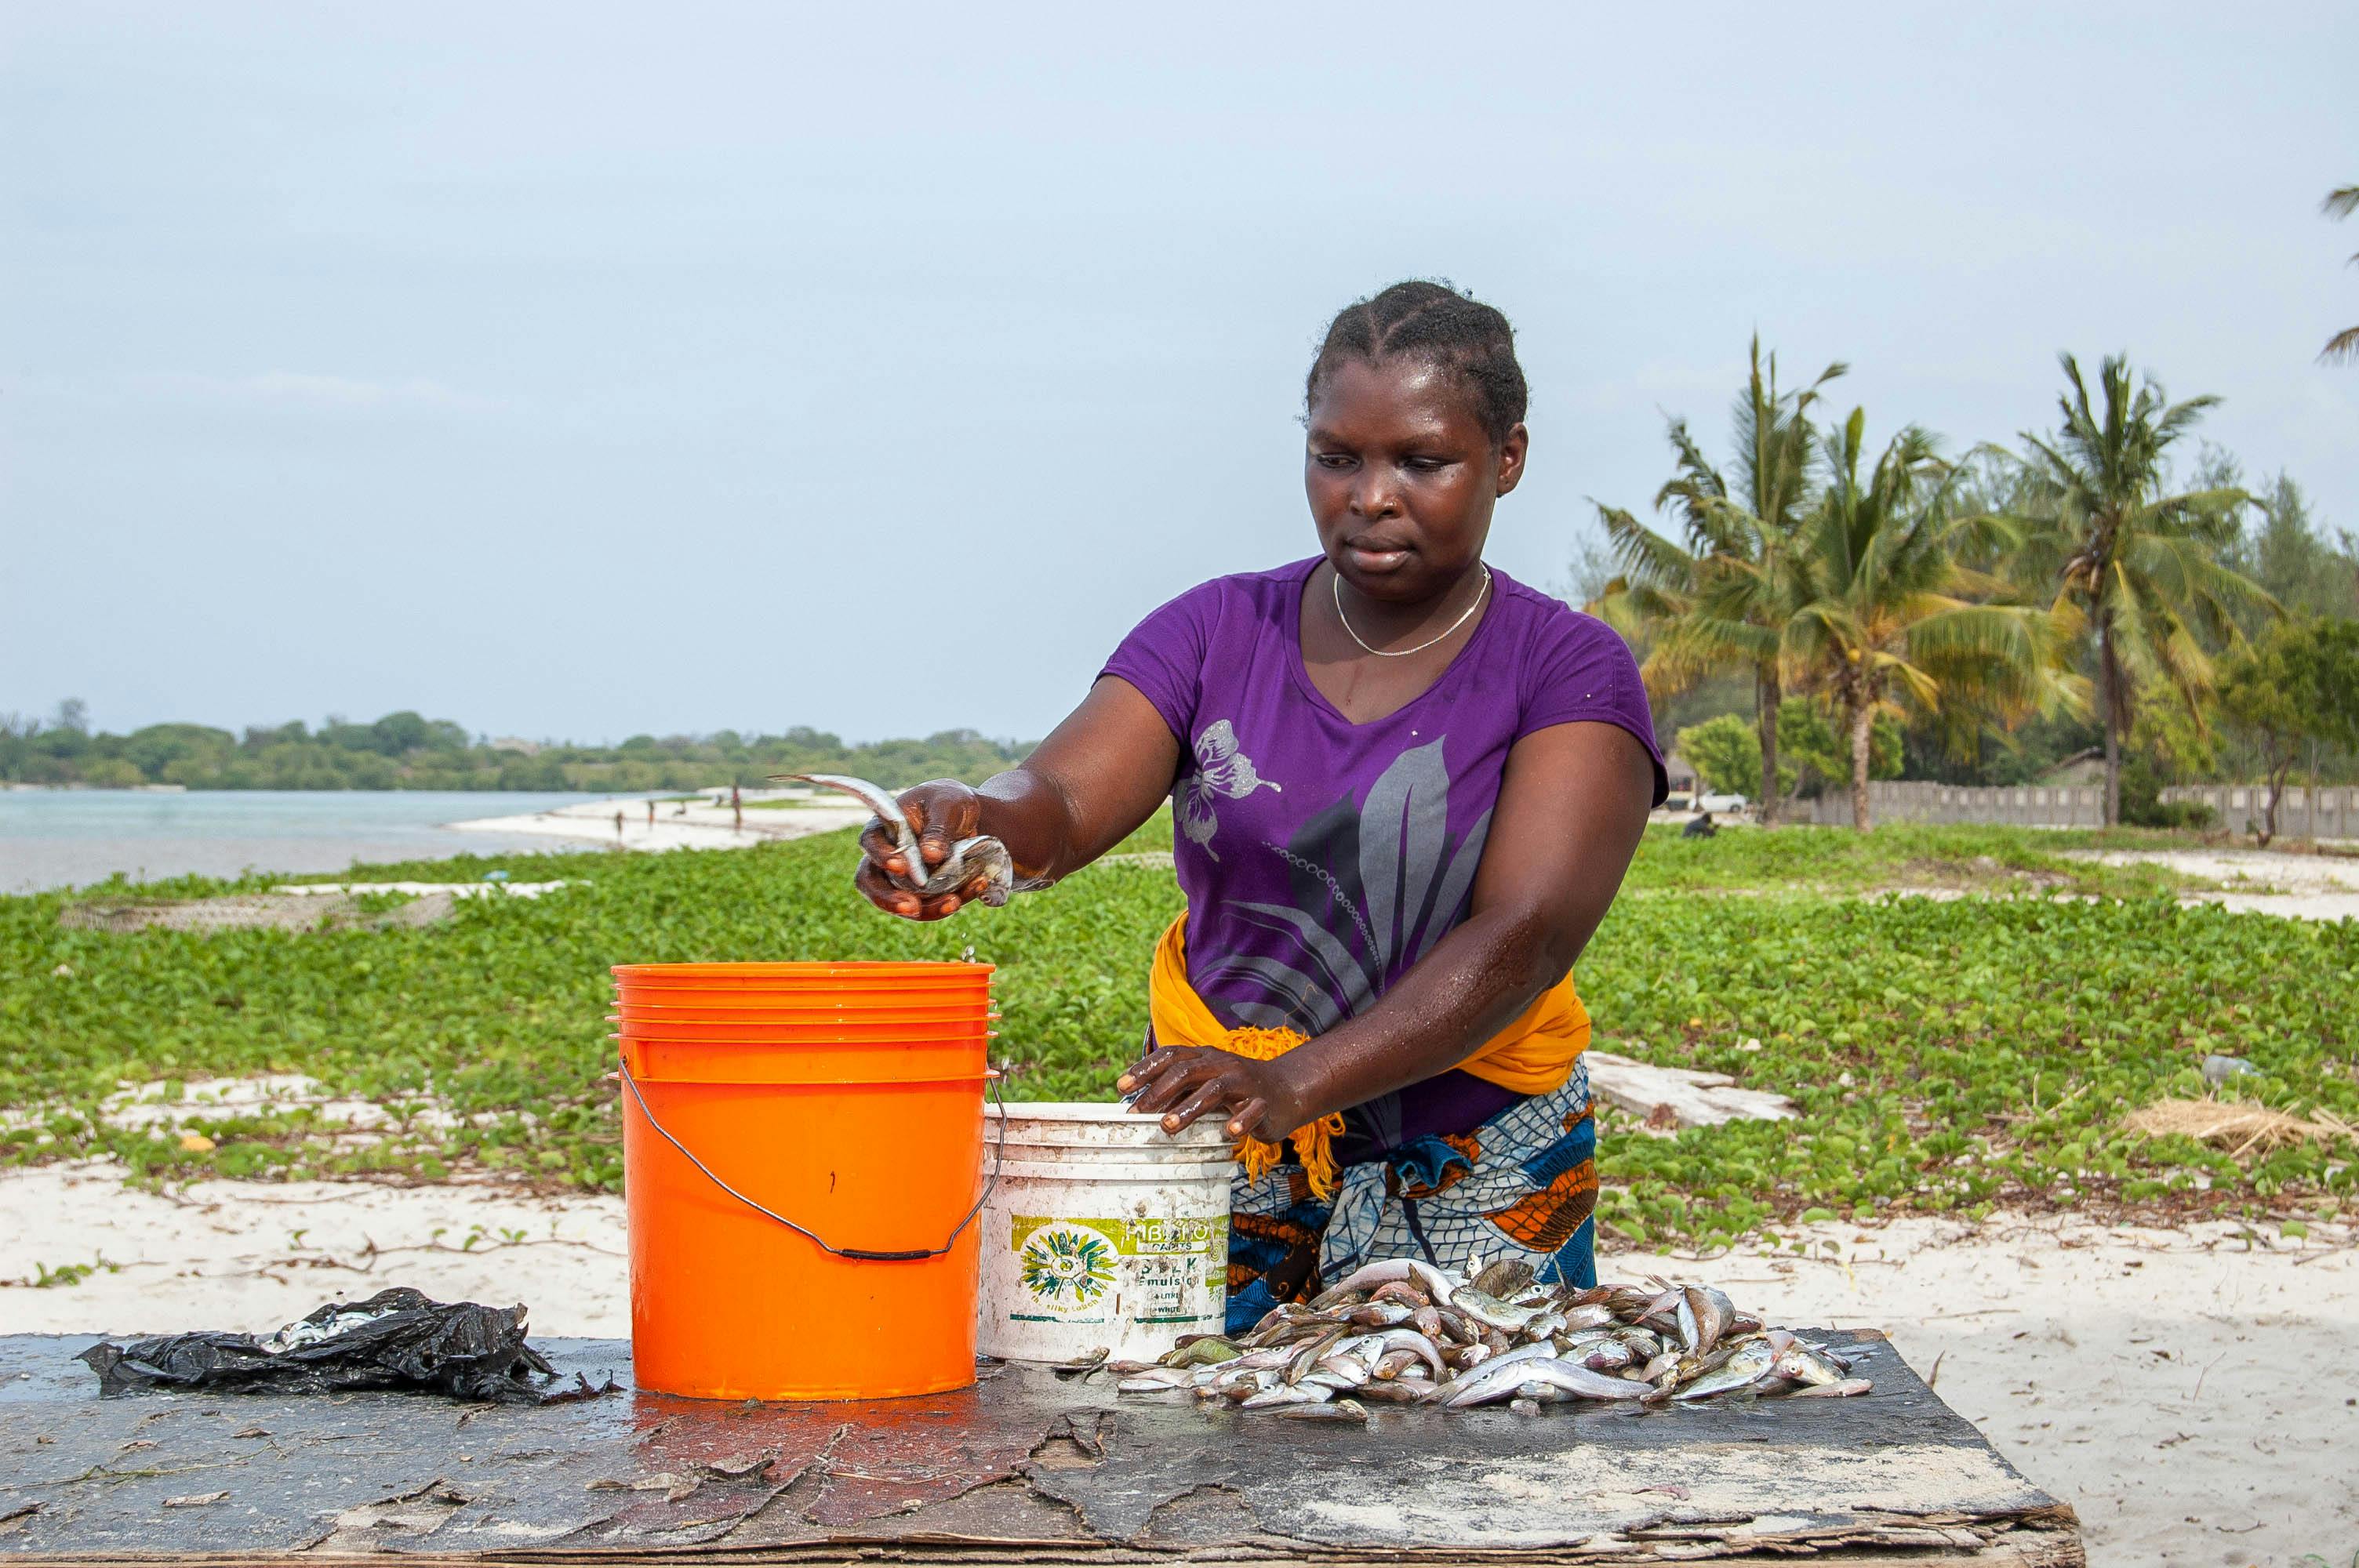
[26,1256,118,1288]
[2,816,2348,1243]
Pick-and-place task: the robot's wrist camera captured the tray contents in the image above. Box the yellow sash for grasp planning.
[1145,913,1589,1197]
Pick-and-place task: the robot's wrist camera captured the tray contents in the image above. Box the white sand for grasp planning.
[447,790,870,854]
[2070,846,2359,922]
[0,1162,629,1341]
[2,1161,2350,1566]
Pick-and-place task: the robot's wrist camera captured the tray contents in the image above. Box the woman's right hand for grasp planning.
[852,779,994,920]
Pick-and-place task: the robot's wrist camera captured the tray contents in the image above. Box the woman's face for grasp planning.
[1305,355,1527,605]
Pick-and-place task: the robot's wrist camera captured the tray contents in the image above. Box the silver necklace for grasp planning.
[1332,564,1492,658]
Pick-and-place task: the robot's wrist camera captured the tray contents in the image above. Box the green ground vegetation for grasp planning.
[2,821,2351,1244]
[0,708,1030,792]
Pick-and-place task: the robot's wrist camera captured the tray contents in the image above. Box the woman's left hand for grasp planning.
[1118,1047,1305,1142]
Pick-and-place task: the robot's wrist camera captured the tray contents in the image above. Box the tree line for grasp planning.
[0,707,1030,793]
[1591,344,2359,836]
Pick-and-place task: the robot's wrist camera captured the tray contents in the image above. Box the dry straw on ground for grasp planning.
[2123,1097,2357,1159]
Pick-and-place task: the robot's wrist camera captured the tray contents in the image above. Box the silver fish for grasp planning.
[1579,1340,1636,1373]
[1285,1328,1347,1385]
[1786,1377,1874,1399]
[1335,1329,1448,1381]
[1272,1398,1369,1422]
[1310,1258,1459,1309]
[787,773,1018,906]
[1680,1285,1732,1357]
[1446,1356,1652,1407]
[1470,1258,1536,1299]
[1670,1338,1779,1402]
[1118,1372,1193,1393]
[1773,1344,1848,1387]
[1242,1382,1334,1409]
[1452,1288,1545,1334]
[1346,1301,1415,1328]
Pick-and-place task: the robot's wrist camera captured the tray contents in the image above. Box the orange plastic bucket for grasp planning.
[613,1004,990,1028]
[616,961,994,1402]
[616,962,991,992]
[616,1029,988,1083]
[612,1015,990,1039]
[618,1039,987,1086]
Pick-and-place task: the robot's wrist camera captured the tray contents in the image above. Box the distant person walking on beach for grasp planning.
[615,809,627,841]
[647,800,656,829]
[731,785,743,831]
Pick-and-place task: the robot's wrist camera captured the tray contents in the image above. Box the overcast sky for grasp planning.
[5,2,2354,745]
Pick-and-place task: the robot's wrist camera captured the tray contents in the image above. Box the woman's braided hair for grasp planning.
[1305,280,1528,446]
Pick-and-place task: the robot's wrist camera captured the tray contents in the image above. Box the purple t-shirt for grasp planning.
[1102,557,1666,1153]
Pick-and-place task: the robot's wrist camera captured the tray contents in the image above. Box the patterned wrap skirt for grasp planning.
[1222,1058,1598,1335]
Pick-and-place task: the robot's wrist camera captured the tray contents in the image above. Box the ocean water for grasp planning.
[0,790,608,893]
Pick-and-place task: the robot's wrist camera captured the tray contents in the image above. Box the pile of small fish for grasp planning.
[1103,1257,1869,1423]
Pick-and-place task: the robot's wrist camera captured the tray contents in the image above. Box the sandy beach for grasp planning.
[447,789,871,853]
[3,1160,2348,1566]
[2070,845,2359,921]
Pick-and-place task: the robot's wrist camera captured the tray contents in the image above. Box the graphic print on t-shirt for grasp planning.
[1201,736,1491,1037]
[1176,718,1282,862]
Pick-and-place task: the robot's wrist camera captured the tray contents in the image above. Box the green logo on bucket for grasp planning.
[1009,1214,1229,1257]
[1018,1223,1115,1308]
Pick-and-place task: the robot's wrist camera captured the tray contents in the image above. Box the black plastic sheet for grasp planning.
[76,1287,609,1405]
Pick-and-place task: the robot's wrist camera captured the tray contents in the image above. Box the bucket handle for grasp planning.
[617,1062,1006,1262]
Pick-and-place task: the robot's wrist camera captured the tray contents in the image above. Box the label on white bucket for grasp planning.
[1006,1213,1226,1328]
[978,1152,1234,1363]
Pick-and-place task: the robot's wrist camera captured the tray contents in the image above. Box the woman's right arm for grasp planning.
[854,677,1182,920]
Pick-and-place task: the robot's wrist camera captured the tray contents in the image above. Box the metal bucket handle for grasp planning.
[617,1061,1006,1261]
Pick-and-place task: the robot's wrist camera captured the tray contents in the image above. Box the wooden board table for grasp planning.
[0,1330,2081,1565]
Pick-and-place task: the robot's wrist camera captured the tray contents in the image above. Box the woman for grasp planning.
[856,281,1664,1330]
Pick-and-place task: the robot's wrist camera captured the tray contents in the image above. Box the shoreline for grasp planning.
[444,789,870,853]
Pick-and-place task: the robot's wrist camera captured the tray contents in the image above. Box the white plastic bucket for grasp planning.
[976,1102,1234,1363]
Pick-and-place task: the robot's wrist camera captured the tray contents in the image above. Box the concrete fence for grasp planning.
[1784,779,2359,837]
[2156,783,2359,839]
[1788,781,2107,827]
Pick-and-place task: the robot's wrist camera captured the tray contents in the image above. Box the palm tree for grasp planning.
[2010,354,2272,825]
[2324,184,2359,365]
[1594,337,1844,824]
[1786,411,2075,829]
